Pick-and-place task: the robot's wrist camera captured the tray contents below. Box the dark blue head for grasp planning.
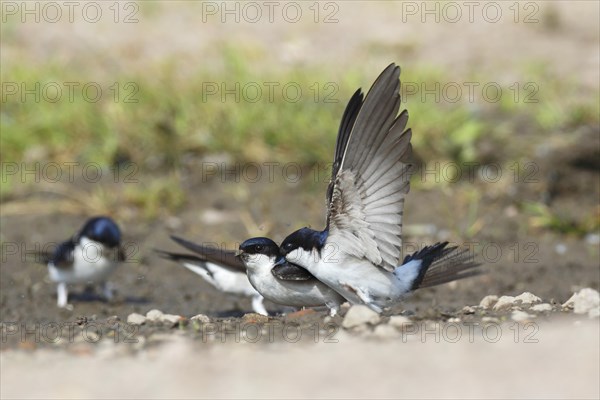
[78,216,121,248]
[280,227,327,256]
[239,237,280,258]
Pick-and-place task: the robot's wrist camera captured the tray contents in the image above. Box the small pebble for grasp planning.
[563,288,600,317]
[127,313,147,326]
[190,314,210,323]
[531,303,553,312]
[461,306,476,314]
[515,292,542,305]
[479,295,498,309]
[342,305,381,329]
[146,309,164,322]
[493,296,516,311]
[161,314,183,327]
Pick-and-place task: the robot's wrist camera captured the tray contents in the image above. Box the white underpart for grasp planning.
[48,237,120,308]
[181,260,267,315]
[244,253,344,312]
[287,246,423,312]
[48,237,119,284]
[182,261,257,297]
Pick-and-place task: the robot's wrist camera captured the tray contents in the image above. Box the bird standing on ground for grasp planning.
[40,216,125,309]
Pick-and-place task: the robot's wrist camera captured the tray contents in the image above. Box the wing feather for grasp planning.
[169,235,246,273]
[326,64,414,271]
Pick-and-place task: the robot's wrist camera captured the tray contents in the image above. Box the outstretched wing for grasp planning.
[326,88,364,204]
[169,235,246,273]
[326,64,413,272]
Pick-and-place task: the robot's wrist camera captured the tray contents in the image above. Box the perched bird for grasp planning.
[39,216,125,309]
[279,64,480,313]
[238,237,347,316]
[156,235,268,316]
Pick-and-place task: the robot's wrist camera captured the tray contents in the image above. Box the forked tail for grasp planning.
[397,242,481,291]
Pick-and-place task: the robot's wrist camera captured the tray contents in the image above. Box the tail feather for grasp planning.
[401,242,450,290]
[418,246,482,289]
[400,242,481,290]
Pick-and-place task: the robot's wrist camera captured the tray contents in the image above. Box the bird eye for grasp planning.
[255,245,263,252]
[284,243,293,250]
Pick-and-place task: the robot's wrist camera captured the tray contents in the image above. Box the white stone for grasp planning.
[511,310,535,322]
[531,303,553,312]
[161,314,183,327]
[515,292,542,305]
[342,305,381,329]
[388,315,412,329]
[479,295,499,309]
[563,288,600,317]
[190,314,210,323]
[461,306,476,314]
[493,296,516,311]
[146,309,164,322]
[126,313,146,326]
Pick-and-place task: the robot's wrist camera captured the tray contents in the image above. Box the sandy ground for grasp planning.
[2,319,598,399]
[1,1,599,399]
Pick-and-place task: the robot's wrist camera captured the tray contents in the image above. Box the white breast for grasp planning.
[48,237,119,284]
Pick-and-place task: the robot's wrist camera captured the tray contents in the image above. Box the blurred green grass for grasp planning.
[2,48,598,231]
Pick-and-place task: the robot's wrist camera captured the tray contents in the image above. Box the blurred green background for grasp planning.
[1,1,598,237]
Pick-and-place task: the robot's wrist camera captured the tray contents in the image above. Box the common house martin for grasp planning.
[38,216,125,309]
[238,237,347,316]
[279,64,480,313]
[156,235,268,316]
